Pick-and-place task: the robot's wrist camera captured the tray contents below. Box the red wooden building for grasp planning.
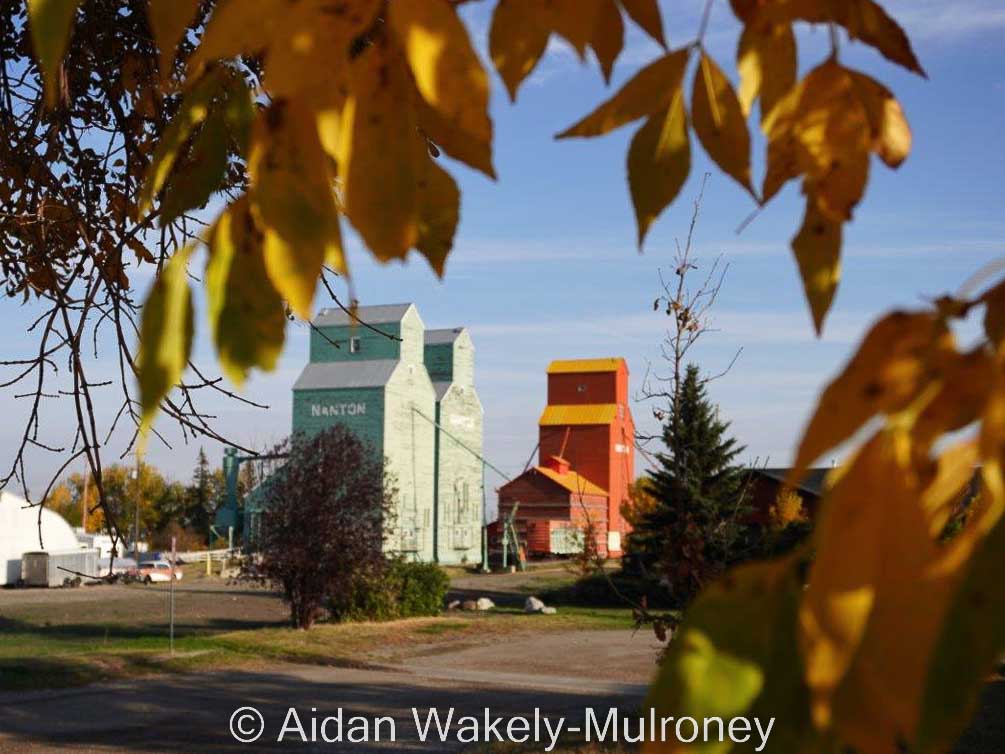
[495,358,635,558]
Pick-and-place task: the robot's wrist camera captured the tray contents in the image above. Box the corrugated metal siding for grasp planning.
[547,358,622,374]
[539,404,617,426]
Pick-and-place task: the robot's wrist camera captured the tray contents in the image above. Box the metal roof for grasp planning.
[547,358,624,374]
[539,403,618,426]
[534,466,608,497]
[425,328,465,344]
[748,467,832,497]
[292,360,398,390]
[313,303,413,327]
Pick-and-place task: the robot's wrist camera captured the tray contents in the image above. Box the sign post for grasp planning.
[169,536,176,655]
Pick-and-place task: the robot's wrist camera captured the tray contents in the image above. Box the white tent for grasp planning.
[0,490,80,585]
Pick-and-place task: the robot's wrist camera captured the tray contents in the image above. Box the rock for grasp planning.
[461,600,479,611]
[475,597,495,611]
[446,600,461,610]
[524,596,545,613]
[540,606,557,615]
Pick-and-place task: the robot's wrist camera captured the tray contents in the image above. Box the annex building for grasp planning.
[289,304,483,565]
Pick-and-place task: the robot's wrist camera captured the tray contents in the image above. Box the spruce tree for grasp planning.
[627,364,749,605]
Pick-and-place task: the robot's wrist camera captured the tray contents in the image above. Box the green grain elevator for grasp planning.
[290,304,482,564]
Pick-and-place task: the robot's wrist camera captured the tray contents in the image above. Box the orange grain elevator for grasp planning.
[496,358,635,558]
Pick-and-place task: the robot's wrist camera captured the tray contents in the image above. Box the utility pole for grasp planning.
[81,461,89,533]
[133,450,141,563]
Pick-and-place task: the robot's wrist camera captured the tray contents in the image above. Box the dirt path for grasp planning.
[0,629,653,753]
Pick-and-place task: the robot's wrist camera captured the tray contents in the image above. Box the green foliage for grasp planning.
[330,560,449,623]
[626,364,751,605]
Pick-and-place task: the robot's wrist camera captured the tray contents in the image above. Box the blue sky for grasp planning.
[3,0,1004,495]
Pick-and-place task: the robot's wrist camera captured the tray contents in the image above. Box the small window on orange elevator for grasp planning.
[577,383,587,393]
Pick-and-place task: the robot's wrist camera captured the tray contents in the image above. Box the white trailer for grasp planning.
[20,548,99,587]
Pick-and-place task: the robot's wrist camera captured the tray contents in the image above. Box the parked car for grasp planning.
[128,560,182,584]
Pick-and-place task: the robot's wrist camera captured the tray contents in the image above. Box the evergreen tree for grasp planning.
[186,447,223,532]
[626,364,750,605]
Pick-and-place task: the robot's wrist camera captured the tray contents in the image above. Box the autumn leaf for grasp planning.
[850,72,912,169]
[138,69,226,219]
[557,48,689,138]
[791,196,842,333]
[618,0,666,48]
[205,198,286,387]
[158,108,229,225]
[691,52,755,198]
[981,279,1005,351]
[337,36,420,262]
[627,88,690,248]
[415,157,461,278]
[764,61,872,222]
[590,0,624,84]
[28,0,80,106]
[137,244,195,432]
[489,0,549,102]
[736,19,796,121]
[646,557,809,754]
[147,0,200,77]
[389,0,491,153]
[250,99,343,319]
[789,310,954,483]
[536,0,602,59]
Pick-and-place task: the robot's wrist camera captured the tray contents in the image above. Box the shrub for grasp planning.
[243,426,396,629]
[330,560,449,622]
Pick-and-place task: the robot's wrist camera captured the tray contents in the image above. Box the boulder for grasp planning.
[446,600,461,611]
[475,597,495,611]
[524,596,546,613]
[461,600,479,611]
[540,606,557,615]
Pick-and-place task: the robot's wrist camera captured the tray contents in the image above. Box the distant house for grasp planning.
[741,467,832,523]
[742,466,983,525]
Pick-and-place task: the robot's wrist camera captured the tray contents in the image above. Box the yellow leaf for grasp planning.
[416,89,497,179]
[138,70,226,218]
[187,0,281,76]
[489,0,549,102]
[28,0,80,107]
[537,0,601,59]
[763,62,872,221]
[338,37,420,261]
[646,557,809,754]
[838,0,926,78]
[137,244,195,433]
[618,0,666,48]
[918,473,1005,754]
[737,19,795,121]
[790,311,953,482]
[812,428,998,753]
[147,0,200,77]
[389,0,491,153]
[249,99,343,318]
[415,157,460,278]
[981,279,1005,352]
[914,348,995,449]
[799,429,925,731]
[691,52,755,197]
[791,195,842,334]
[557,48,690,138]
[627,88,690,248]
[920,440,979,538]
[850,72,912,168]
[206,198,286,387]
[159,108,229,225]
[590,0,624,84]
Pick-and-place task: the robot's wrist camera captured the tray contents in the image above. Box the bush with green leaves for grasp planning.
[329,560,450,623]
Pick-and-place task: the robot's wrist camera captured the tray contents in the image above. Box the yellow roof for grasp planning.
[539,404,617,426]
[535,466,608,496]
[547,358,623,374]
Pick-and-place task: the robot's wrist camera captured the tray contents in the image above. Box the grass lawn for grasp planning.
[0,568,635,692]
